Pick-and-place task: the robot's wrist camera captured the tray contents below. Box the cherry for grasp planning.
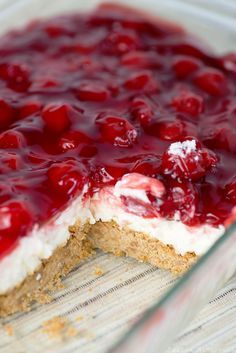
[161,180,198,225]
[97,115,138,147]
[42,103,71,134]
[0,130,25,148]
[122,50,163,70]
[19,101,42,119]
[104,30,139,54]
[0,63,31,92]
[161,139,217,180]
[157,120,185,141]
[91,164,128,188]
[75,83,109,102]
[172,56,200,78]
[194,68,227,96]
[121,51,150,67]
[131,98,153,127]
[0,200,33,255]
[45,24,74,38]
[149,119,196,141]
[58,130,91,152]
[0,99,15,129]
[201,124,236,152]
[47,161,85,196]
[172,90,204,116]
[124,71,157,91]
[79,145,98,158]
[168,41,208,60]
[131,154,161,177]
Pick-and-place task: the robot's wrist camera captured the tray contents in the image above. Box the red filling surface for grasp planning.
[0,4,235,257]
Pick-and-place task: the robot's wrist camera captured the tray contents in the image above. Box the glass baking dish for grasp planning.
[0,1,236,353]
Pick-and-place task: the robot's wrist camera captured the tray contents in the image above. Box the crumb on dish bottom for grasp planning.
[0,221,197,317]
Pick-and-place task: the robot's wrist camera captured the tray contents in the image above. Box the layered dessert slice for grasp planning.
[0,3,235,316]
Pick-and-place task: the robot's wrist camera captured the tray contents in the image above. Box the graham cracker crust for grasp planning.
[0,224,93,317]
[0,221,197,316]
[88,221,197,274]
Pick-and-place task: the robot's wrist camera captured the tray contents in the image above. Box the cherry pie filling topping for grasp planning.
[0,4,235,257]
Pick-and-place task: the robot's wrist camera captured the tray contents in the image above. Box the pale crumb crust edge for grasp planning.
[0,221,197,317]
[0,223,93,317]
[88,221,197,275]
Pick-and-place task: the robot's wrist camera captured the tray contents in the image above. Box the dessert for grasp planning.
[0,3,235,316]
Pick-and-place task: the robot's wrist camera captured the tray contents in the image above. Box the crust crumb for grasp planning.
[66,326,78,337]
[42,316,78,340]
[3,324,14,336]
[42,316,67,339]
[94,266,104,276]
[35,273,41,281]
[76,315,84,322]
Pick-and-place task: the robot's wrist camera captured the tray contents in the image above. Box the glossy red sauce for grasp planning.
[0,4,235,257]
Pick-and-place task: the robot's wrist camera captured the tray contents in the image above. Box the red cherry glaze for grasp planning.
[124,71,157,91]
[201,124,236,152]
[149,120,196,141]
[172,90,204,117]
[0,5,234,257]
[0,99,15,129]
[131,98,153,127]
[0,201,32,255]
[47,161,85,196]
[75,83,109,102]
[225,178,236,203]
[2,152,22,171]
[58,130,91,152]
[131,155,161,177]
[90,164,128,189]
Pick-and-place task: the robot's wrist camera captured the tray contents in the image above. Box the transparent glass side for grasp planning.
[110,223,236,353]
[0,1,235,353]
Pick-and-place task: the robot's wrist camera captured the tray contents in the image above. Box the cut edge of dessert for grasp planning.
[0,2,235,316]
[0,172,226,316]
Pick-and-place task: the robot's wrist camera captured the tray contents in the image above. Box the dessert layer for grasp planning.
[0,218,197,317]
[0,174,225,296]
[88,221,197,274]
[0,226,92,317]
[0,4,235,260]
[0,193,93,295]
[91,174,224,256]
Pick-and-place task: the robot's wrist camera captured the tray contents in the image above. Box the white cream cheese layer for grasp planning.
[0,173,225,294]
[0,193,94,295]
